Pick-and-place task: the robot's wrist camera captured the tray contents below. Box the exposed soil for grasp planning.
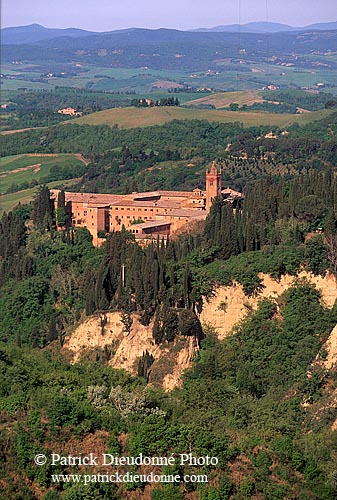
[0,163,41,177]
[199,271,337,339]
[63,272,337,391]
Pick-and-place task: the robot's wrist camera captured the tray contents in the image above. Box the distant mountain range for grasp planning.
[1,23,337,73]
[0,24,96,45]
[1,21,337,45]
[190,21,337,33]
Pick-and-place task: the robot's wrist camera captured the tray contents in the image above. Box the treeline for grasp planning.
[131,97,180,107]
[0,88,132,131]
[1,115,336,166]
[5,88,131,113]
[262,90,337,111]
[244,90,337,114]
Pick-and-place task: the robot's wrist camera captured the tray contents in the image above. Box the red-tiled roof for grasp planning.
[55,191,123,204]
[110,199,180,209]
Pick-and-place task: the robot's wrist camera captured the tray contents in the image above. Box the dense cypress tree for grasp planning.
[137,351,154,381]
[31,185,54,230]
[0,211,26,260]
[219,203,239,259]
[152,305,179,344]
[47,316,58,343]
[204,196,223,242]
[324,209,337,236]
[56,189,67,228]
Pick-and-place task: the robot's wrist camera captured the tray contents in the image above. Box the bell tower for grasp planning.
[206,161,222,211]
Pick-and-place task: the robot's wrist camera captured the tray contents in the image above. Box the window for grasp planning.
[84,211,88,216]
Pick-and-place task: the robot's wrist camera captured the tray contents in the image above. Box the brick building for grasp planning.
[51,162,242,246]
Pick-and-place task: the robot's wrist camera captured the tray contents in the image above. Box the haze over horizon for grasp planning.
[2,0,337,32]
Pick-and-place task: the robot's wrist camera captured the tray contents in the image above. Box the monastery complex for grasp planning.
[51,162,242,246]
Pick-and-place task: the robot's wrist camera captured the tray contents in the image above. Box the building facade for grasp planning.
[51,163,242,246]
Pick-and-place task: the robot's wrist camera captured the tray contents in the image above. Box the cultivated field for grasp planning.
[183,90,264,108]
[72,106,333,129]
[0,154,86,194]
[2,57,337,94]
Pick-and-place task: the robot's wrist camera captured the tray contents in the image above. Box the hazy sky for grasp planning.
[2,0,336,30]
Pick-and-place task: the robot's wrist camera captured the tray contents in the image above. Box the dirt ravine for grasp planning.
[199,271,337,339]
[64,271,337,390]
[63,312,196,390]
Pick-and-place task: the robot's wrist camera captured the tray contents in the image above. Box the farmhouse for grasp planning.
[51,162,242,246]
[57,107,82,116]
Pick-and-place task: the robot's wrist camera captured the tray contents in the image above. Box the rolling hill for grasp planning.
[2,27,337,72]
[71,105,334,129]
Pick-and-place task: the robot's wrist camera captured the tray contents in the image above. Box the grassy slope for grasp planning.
[0,177,80,215]
[0,154,86,194]
[72,105,333,128]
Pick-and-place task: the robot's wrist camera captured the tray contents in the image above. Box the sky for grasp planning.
[2,0,336,31]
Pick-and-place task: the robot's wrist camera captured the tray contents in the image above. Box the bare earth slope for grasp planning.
[200,271,337,339]
[63,271,337,390]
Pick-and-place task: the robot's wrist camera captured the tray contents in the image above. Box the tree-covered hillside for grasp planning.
[1,108,337,498]
[2,28,337,71]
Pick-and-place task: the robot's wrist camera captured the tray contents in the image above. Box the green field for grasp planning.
[2,58,337,94]
[0,64,188,92]
[0,154,87,194]
[0,177,80,215]
[0,79,51,91]
[72,105,334,129]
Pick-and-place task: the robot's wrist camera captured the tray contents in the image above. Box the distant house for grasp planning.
[262,85,280,91]
[57,107,82,116]
[140,98,153,106]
